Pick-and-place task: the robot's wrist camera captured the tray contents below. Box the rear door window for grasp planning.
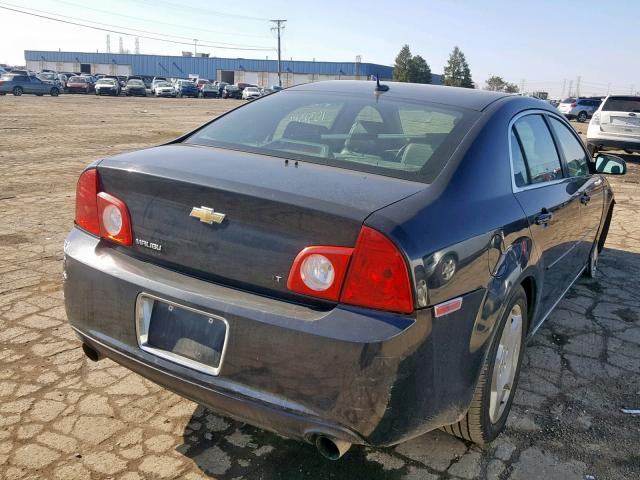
[513,115,563,185]
[548,117,589,177]
[602,96,640,112]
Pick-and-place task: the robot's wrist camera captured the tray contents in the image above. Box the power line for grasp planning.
[0,3,275,51]
[48,0,271,39]
[134,0,270,22]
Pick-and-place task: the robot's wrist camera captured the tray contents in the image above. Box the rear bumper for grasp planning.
[587,131,640,152]
[63,227,489,446]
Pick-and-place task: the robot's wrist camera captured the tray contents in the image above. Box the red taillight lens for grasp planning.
[97,192,133,246]
[75,169,100,235]
[340,227,414,314]
[287,246,353,301]
[74,168,132,246]
[287,226,414,314]
[570,103,577,108]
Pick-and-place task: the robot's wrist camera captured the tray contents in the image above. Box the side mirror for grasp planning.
[595,153,627,175]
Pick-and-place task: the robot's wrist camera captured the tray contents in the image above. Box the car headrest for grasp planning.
[282,122,329,142]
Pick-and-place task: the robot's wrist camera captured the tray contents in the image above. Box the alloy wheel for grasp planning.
[489,304,523,423]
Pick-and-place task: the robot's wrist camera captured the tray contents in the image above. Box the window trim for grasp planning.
[508,110,568,193]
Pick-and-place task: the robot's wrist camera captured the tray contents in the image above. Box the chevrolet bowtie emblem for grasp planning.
[190,206,226,224]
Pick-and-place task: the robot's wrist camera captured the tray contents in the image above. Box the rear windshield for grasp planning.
[602,96,640,112]
[69,76,85,83]
[184,90,479,182]
[561,98,576,104]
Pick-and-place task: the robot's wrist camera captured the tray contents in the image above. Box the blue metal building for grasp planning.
[24,50,442,86]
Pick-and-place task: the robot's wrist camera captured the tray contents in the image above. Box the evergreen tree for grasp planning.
[393,45,413,82]
[408,55,432,84]
[443,46,474,88]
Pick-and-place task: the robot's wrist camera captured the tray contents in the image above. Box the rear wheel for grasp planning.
[13,87,23,96]
[577,111,588,122]
[50,88,59,97]
[442,286,528,444]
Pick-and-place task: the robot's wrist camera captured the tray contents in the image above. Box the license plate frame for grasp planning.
[135,293,229,376]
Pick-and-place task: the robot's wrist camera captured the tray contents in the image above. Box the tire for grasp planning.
[13,87,23,96]
[577,111,588,123]
[442,285,528,444]
[584,243,598,278]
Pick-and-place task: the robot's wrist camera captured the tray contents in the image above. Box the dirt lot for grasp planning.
[1,95,639,480]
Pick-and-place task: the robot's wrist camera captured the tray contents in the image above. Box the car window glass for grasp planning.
[548,117,589,177]
[602,96,640,112]
[273,102,344,139]
[399,109,459,136]
[513,115,562,184]
[510,130,529,187]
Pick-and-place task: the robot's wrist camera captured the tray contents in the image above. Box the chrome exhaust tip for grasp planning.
[315,436,352,460]
[82,343,102,362]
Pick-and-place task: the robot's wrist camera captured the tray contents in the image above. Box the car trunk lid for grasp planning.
[97,144,425,301]
[599,97,640,135]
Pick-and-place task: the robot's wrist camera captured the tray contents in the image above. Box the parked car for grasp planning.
[124,79,147,97]
[0,74,61,96]
[66,76,94,94]
[199,83,220,98]
[175,79,198,98]
[195,79,210,92]
[154,81,176,97]
[242,86,261,100]
[94,78,120,96]
[557,97,601,122]
[36,71,61,87]
[151,77,168,94]
[587,95,640,156]
[223,84,241,99]
[65,81,625,460]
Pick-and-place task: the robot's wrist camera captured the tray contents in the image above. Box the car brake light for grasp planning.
[340,227,414,314]
[75,169,100,235]
[591,112,600,125]
[288,227,414,313]
[74,168,133,246]
[570,103,577,108]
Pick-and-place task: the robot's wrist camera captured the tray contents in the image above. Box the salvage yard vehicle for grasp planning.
[587,95,640,156]
[199,83,220,98]
[223,84,241,99]
[154,81,177,98]
[65,80,625,460]
[66,76,93,94]
[175,79,198,98]
[124,79,147,97]
[557,97,601,122]
[242,86,261,100]
[0,73,60,96]
[94,78,120,96]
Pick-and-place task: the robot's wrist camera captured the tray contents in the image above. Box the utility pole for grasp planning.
[106,34,111,53]
[576,76,581,98]
[567,80,573,97]
[561,79,566,99]
[270,19,286,87]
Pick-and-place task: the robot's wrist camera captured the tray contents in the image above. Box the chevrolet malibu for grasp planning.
[64,81,626,459]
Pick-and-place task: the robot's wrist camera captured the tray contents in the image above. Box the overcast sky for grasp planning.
[1,0,638,98]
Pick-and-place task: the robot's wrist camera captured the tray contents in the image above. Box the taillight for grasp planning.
[570,103,577,108]
[340,227,414,314]
[75,169,99,235]
[591,112,600,125]
[74,168,133,246]
[287,226,414,314]
[97,192,133,245]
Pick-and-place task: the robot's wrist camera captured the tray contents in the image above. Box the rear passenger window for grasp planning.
[513,115,563,185]
[510,131,529,187]
[548,117,589,177]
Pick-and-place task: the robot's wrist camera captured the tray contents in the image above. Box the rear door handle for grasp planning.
[535,210,553,225]
[581,194,591,205]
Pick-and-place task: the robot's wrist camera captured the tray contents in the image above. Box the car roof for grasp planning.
[287,80,509,111]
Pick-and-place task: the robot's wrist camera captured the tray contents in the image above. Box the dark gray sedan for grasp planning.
[64,80,625,460]
[0,74,60,96]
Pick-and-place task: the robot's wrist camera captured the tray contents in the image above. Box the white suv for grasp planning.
[587,95,640,156]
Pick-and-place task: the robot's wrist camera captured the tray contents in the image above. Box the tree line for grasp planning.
[392,44,519,93]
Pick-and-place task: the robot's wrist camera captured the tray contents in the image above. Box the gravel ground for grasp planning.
[1,95,639,480]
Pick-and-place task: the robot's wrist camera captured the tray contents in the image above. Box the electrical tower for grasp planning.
[270,19,286,87]
[119,36,124,54]
[106,34,111,53]
[135,37,140,54]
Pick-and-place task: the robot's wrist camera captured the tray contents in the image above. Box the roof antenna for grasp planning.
[374,73,389,92]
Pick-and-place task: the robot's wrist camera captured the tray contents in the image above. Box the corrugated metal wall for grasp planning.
[24,51,395,80]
